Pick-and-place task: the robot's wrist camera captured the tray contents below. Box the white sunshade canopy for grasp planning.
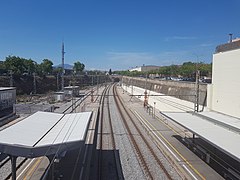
[162,112,240,162]
[123,84,240,162]
[0,111,92,157]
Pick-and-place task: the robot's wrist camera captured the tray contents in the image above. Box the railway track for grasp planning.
[1,84,202,179]
[113,84,173,179]
[97,84,122,180]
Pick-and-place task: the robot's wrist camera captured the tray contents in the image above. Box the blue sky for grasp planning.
[0,0,240,71]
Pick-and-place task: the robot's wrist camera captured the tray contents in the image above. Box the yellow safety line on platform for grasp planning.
[154,113,206,179]
[23,158,42,180]
[132,110,206,180]
[156,114,181,135]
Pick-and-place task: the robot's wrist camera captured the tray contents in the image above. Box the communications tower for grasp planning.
[61,42,65,91]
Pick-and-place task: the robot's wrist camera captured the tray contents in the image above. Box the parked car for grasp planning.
[202,79,212,83]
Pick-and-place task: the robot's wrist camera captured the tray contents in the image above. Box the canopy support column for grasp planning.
[193,134,195,143]
[10,155,17,180]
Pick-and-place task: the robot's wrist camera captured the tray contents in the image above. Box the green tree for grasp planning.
[52,67,62,75]
[109,68,112,75]
[180,62,196,77]
[159,66,172,76]
[73,61,85,74]
[4,56,25,75]
[23,59,37,74]
[39,59,53,75]
[111,61,212,79]
[198,62,212,77]
[4,56,38,75]
[0,61,7,75]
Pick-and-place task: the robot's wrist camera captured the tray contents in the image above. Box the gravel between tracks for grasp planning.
[115,86,181,179]
[109,89,146,179]
[0,157,25,179]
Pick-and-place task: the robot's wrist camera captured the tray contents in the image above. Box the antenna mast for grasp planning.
[61,42,65,91]
[229,33,233,43]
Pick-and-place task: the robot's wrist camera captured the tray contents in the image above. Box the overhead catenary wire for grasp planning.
[28,104,89,179]
[28,113,77,179]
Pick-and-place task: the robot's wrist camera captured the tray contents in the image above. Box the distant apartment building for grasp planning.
[207,38,240,118]
[129,65,160,72]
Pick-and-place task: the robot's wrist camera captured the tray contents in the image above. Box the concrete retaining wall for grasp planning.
[122,76,207,106]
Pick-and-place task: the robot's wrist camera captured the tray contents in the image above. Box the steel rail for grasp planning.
[97,85,108,180]
[98,83,122,180]
[106,84,123,179]
[113,84,173,180]
[113,85,153,179]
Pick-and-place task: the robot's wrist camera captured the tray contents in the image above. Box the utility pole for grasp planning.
[71,73,76,112]
[192,54,200,113]
[96,72,99,95]
[56,73,59,91]
[91,75,94,102]
[131,76,133,96]
[61,42,65,91]
[144,74,148,107]
[9,70,13,87]
[194,69,200,112]
[33,72,36,94]
[92,75,94,86]
[122,76,125,93]
[154,102,156,118]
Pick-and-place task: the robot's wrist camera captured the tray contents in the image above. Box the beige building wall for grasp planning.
[141,66,160,72]
[209,49,240,118]
[129,66,160,72]
[129,67,142,72]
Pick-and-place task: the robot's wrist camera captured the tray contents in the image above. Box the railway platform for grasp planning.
[122,84,240,179]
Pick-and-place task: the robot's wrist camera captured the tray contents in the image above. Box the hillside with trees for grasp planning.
[0,56,86,77]
[0,55,87,94]
[114,61,212,79]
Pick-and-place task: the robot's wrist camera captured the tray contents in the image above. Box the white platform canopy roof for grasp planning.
[123,84,240,162]
[162,112,240,162]
[0,111,92,157]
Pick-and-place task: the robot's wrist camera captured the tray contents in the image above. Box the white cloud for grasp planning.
[164,36,197,42]
[106,51,159,69]
[199,43,214,47]
[105,50,192,70]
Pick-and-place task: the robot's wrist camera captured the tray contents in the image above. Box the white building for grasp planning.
[54,91,65,102]
[207,39,240,118]
[64,86,80,97]
[129,65,160,72]
[0,87,16,118]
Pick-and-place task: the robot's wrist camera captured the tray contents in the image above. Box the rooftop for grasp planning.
[124,85,240,162]
[0,111,92,157]
[64,86,80,89]
[215,38,240,53]
[0,87,16,91]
